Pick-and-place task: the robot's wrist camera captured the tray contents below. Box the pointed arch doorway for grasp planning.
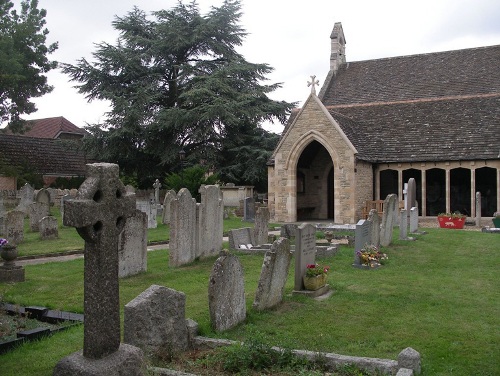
[296,140,334,221]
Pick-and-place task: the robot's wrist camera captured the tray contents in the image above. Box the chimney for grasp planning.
[330,22,346,75]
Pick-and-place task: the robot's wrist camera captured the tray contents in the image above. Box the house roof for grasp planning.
[5,116,87,139]
[319,44,500,163]
[0,134,90,176]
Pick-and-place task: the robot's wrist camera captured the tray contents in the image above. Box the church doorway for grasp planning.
[296,140,334,220]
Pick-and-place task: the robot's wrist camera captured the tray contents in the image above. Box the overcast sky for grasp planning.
[20,0,500,134]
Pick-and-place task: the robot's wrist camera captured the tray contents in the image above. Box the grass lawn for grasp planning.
[1,223,499,375]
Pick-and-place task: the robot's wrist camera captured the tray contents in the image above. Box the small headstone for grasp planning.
[253,237,292,311]
[354,219,371,266]
[39,216,58,240]
[398,347,421,374]
[475,191,481,226]
[118,209,147,278]
[54,163,144,375]
[208,253,246,332]
[280,223,298,239]
[16,183,34,213]
[254,206,270,246]
[36,188,51,207]
[161,189,176,225]
[125,185,136,193]
[28,202,49,232]
[368,209,380,248]
[5,210,24,245]
[124,285,189,354]
[294,223,316,291]
[243,197,255,222]
[409,207,419,233]
[228,227,255,250]
[399,209,408,240]
[380,194,397,247]
[169,188,197,267]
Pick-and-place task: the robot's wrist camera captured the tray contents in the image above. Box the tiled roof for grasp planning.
[319,45,500,162]
[0,134,90,176]
[5,116,86,139]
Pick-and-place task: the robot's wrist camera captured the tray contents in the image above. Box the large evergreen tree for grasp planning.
[0,0,58,131]
[62,0,294,188]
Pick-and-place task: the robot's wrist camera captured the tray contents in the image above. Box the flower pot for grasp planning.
[437,216,465,229]
[303,274,327,291]
[492,218,500,228]
[1,245,18,267]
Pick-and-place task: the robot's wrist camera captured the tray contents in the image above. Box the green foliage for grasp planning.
[61,0,294,188]
[164,164,219,201]
[0,0,58,130]
[0,157,43,188]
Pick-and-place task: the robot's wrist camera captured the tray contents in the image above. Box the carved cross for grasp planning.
[307,75,320,94]
[64,163,135,359]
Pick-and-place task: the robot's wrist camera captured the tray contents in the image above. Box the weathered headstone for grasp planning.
[28,202,49,232]
[124,285,189,354]
[36,188,51,207]
[354,219,371,266]
[254,206,270,246]
[197,185,223,259]
[5,210,24,245]
[368,209,380,248]
[39,216,58,240]
[118,209,147,278]
[253,237,292,311]
[406,178,416,212]
[169,188,197,267]
[148,194,157,228]
[228,227,255,250]
[280,223,298,239]
[399,209,408,240]
[475,191,481,226]
[409,207,419,233]
[208,252,246,332]
[53,163,144,375]
[60,194,72,224]
[16,183,34,213]
[161,189,176,225]
[243,197,255,222]
[153,179,162,204]
[294,223,316,291]
[380,194,397,247]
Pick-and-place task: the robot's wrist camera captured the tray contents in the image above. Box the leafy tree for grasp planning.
[164,165,219,201]
[0,0,58,131]
[62,0,294,188]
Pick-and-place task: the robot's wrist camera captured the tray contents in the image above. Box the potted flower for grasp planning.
[303,263,330,290]
[356,244,388,268]
[493,212,500,228]
[437,212,466,229]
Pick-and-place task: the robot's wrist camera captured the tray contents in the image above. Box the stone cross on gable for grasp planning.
[63,163,136,359]
[307,75,319,94]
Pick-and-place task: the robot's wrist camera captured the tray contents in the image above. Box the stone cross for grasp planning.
[63,163,135,359]
[153,179,162,204]
[307,75,319,94]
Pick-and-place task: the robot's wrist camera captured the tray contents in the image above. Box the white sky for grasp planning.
[18,0,500,134]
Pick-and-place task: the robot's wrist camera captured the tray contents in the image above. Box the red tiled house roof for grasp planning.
[6,116,87,139]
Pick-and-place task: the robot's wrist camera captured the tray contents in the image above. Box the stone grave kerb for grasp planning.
[63,163,136,359]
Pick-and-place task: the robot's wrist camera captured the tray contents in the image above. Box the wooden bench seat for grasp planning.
[362,200,404,219]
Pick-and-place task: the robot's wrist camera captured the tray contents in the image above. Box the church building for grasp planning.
[267,23,500,224]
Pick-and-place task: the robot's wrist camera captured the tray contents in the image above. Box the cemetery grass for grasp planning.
[0,228,499,375]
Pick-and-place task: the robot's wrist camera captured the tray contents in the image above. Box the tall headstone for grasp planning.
[39,216,58,240]
[28,202,49,232]
[17,183,34,213]
[60,194,72,224]
[368,209,380,248]
[148,194,157,228]
[399,209,408,240]
[253,237,292,311]
[409,207,419,233]
[54,163,144,375]
[243,197,255,222]
[161,189,176,225]
[170,188,197,267]
[208,252,246,332]
[118,209,147,278]
[407,178,416,212]
[254,206,270,246]
[197,185,223,259]
[475,191,481,226]
[354,219,371,266]
[294,223,316,291]
[5,210,24,245]
[153,179,161,204]
[380,194,397,247]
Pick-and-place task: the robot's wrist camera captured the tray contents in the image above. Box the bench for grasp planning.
[362,200,404,219]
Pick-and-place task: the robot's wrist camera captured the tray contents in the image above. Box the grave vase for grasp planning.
[303,273,327,291]
[1,245,18,267]
[492,217,500,228]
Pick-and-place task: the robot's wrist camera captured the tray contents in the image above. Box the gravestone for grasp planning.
[475,191,481,226]
[409,207,419,233]
[136,199,157,229]
[5,210,24,245]
[380,194,397,247]
[354,219,371,266]
[228,227,255,250]
[39,216,58,240]
[153,179,162,204]
[28,202,49,232]
[197,185,223,259]
[368,209,380,248]
[254,206,270,246]
[208,252,246,332]
[124,285,189,354]
[243,197,255,222]
[125,185,136,194]
[169,188,197,267]
[36,188,51,207]
[280,223,298,239]
[161,189,176,225]
[406,178,416,212]
[399,209,408,240]
[60,194,72,224]
[53,163,144,375]
[0,196,4,236]
[16,183,34,213]
[118,209,147,278]
[148,194,157,228]
[253,237,292,311]
[294,223,316,291]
